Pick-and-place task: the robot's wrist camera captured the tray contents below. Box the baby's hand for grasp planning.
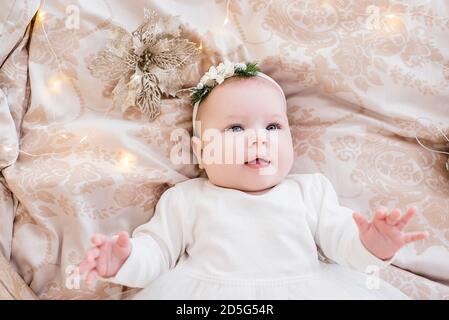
[352,207,429,260]
[79,231,132,285]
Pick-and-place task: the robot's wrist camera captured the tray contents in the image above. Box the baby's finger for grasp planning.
[97,249,110,277]
[396,207,416,230]
[353,212,370,234]
[79,259,96,274]
[87,248,100,262]
[116,231,130,248]
[86,269,98,286]
[374,208,386,221]
[403,231,429,245]
[386,208,401,225]
[91,234,107,246]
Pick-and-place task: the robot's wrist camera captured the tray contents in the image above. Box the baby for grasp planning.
[79,61,428,299]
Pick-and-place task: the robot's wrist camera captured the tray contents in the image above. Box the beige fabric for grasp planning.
[0,0,448,299]
[380,265,449,300]
[0,250,36,299]
[0,0,39,64]
[0,0,39,260]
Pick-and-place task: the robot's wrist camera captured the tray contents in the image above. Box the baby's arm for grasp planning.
[301,173,427,271]
[79,185,189,288]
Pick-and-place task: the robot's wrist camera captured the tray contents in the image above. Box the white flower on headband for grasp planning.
[198,61,233,87]
[234,62,247,71]
[191,61,259,105]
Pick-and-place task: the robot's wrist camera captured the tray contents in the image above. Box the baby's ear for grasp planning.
[191,136,203,169]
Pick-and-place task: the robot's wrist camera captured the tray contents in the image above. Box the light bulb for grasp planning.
[37,10,45,22]
[117,150,136,172]
[48,73,66,93]
[382,13,403,33]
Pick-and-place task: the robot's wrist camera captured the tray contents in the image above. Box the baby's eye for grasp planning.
[226,125,244,132]
[266,123,281,131]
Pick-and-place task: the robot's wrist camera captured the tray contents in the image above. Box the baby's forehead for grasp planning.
[197,76,287,122]
[219,76,279,92]
[204,76,285,106]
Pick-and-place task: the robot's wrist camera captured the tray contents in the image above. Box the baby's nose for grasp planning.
[247,129,267,146]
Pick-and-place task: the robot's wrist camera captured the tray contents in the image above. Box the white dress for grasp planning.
[105,173,408,300]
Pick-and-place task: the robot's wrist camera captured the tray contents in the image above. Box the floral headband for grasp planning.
[190,61,285,137]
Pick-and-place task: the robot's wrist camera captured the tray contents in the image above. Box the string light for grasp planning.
[50,79,60,92]
[31,4,92,154]
[116,150,136,172]
[37,10,45,22]
[14,132,91,158]
[47,72,67,93]
[382,12,404,33]
[7,2,446,167]
[223,0,230,26]
[209,0,242,52]
[6,3,138,167]
[36,7,69,97]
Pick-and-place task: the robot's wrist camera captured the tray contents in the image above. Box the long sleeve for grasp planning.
[104,184,190,288]
[296,173,395,273]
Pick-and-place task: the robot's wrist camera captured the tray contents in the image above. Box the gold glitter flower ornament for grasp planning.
[88,10,200,120]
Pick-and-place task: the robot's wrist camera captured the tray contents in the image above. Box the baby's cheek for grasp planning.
[222,133,246,164]
[278,135,295,168]
[266,132,281,155]
[268,132,293,162]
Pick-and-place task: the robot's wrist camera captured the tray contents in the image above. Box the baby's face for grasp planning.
[191,77,294,194]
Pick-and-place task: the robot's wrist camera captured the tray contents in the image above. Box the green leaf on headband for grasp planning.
[191,86,211,105]
[234,62,260,77]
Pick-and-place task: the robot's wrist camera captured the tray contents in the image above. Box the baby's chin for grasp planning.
[238,176,283,193]
[208,168,286,193]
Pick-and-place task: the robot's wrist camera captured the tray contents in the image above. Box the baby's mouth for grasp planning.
[244,158,271,168]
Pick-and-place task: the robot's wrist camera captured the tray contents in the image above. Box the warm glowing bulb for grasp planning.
[121,157,130,167]
[48,73,65,93]
[382,13,403,33]
[198,41,203,51]
[51,80,61,91]
[61,134,68,139]
[117,151,136,171]
[223,16,229,26]
[37,10,45,22]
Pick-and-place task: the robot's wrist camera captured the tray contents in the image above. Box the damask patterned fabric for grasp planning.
[0,0,448,299]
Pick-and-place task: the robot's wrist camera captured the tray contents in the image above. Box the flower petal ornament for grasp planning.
[88,10,200,121]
